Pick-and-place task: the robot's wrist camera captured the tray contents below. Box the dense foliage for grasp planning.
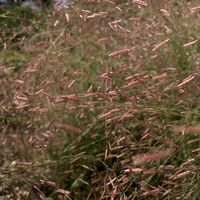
[0,0,200,199]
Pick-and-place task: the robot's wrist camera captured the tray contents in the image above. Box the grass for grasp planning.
[0,0,200,199]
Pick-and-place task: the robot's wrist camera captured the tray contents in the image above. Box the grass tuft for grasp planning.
[0,1,200,199]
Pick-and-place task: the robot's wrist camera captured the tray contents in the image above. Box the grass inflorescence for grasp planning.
[0,0,200,199]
